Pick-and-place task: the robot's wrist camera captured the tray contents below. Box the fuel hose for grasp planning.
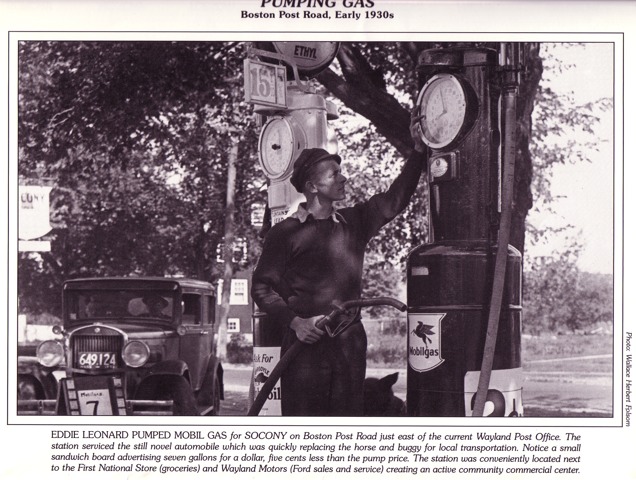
[247,297,406,416]
[472,60,519,416]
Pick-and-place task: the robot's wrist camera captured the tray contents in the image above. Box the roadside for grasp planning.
[220,357,613,417]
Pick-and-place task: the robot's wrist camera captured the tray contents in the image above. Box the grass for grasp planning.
[522,334,613,374]
[365,321,614,371]
[522,333,612,360]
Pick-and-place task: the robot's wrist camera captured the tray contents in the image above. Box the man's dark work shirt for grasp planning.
[251,151,425,327]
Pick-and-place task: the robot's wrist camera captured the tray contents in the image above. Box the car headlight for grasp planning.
[122,340,150,368]
[36,341,64,367]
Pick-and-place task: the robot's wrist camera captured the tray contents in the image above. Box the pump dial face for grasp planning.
[417,74,468,149]
[258,117,296,179]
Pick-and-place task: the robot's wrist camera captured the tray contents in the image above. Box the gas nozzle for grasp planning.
[333,297,407,312]
[318,297,407,337]
[247,296,407,416]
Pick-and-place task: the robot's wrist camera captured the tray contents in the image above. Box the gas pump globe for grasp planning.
[407,47,523,417]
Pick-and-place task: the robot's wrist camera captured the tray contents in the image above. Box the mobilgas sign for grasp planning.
[408,313,444,372]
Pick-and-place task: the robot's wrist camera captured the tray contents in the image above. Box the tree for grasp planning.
[523,238,583,334]
[318,43,611,334]
[312,42,541,309]
[318,42,543,255]
[526,43,612,245]
[521,44,613,333]
[20,41,607,335]
[523,237,613,334]
[18,41,263,315]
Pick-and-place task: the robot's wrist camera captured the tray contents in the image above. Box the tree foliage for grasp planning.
[18,41,611,336]
[315,42,541,309]
[520,44,613,334]
[523,238,613,334]
[526,44,612,245]
[18,41,263,315]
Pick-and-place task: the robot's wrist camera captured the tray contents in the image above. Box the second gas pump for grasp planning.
[244,41,340,415]
[407,46,525,417]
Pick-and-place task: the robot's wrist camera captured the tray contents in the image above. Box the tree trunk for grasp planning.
[216,137,239,362]
[511,42,542,254]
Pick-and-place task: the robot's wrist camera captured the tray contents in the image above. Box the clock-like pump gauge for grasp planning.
[258,117,305,180]
[416,73,477,150]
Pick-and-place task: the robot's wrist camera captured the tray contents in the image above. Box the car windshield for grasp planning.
[67,289,176,322]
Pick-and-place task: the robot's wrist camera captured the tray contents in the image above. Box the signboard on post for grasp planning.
[19,185,53,251]
[19,185,53,240]
[243,58,287,108]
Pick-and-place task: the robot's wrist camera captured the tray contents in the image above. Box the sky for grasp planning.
[525,43,614,275]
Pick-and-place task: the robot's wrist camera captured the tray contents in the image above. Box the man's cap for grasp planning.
[290,148,341,193]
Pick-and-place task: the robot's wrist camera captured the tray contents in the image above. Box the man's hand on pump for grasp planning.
[290,315,325,344]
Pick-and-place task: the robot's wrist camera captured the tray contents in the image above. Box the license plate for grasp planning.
[78,352,117,369]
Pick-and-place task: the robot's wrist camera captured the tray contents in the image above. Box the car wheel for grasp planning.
[164,376,198,416]
[210,375,221,416]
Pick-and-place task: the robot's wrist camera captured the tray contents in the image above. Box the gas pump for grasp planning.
[407,45,525,417]
[243,42,340,415]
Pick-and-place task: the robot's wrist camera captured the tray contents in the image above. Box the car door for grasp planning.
[178,292,212,390]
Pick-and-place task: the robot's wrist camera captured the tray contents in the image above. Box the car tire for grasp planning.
[210,375,221,416]
[164,376,198,416]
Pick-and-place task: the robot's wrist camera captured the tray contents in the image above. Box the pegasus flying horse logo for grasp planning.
[412,321,435,345]
[408,313,445,372]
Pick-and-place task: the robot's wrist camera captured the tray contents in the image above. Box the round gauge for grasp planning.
[258,117,299,180]
[416,74,472,149]
[430,157,449,178]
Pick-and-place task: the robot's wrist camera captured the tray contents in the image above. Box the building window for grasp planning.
[217,279,249,305]
[227,317,240,333]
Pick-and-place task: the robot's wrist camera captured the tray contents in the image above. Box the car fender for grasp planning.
[17,357,58,400]
[145,359,190,378]
[134,359,192,402]
[198,356,224,403]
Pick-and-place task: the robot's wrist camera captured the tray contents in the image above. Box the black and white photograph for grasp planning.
[1,1,634,479]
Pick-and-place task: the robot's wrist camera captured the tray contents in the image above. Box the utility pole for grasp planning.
[217,135,239,361]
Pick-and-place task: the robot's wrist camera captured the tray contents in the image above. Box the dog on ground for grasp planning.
[363,372,406,416]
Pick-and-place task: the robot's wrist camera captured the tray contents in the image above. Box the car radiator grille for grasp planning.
[72,333,123,368]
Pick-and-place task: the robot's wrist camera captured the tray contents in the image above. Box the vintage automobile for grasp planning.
[17,277,224,416]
